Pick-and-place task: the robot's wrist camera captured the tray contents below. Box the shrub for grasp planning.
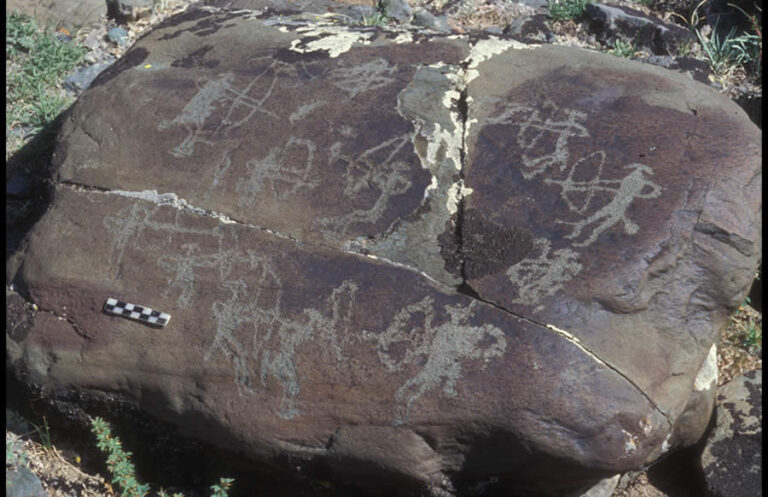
[91,417,235,497]
[547,0,589,22]
[609,39,637,58]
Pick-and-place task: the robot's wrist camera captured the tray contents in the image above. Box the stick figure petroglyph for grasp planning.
[104,202,226,280]
[487,101,589,179]
[554,163,662,247]
[365,298,506,424]
[329,58,397,98]
[317,133,414,236]
[157,240,246,308]
[205,279,261,394]
[237,136,320,204]
[506,238,582,310]
[200,268,360,419]
[103,203,154,278]
[158,57,297,158]
[493,100,664,306]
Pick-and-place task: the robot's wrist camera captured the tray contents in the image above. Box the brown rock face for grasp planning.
[5,7,761,497]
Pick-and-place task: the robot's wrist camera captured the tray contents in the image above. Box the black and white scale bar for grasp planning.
[104,298,171,327]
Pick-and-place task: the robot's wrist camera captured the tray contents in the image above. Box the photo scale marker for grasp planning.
[104,298,171,327]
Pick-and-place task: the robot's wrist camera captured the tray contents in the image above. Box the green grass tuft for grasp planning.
[361,1,390,26]
[6,11,86,141]
[547,0,589,22]
[608,39,637,58]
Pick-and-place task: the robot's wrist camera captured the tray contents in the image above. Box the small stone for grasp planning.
[517,0,548,10]
[82,28,104,51]
[63,59,116,92]
[106,0,155,22]
[381,0,412,22]
[107,27,130,46]
[411,8,451,32]
[580,474,620,497]
[6,466,48,497]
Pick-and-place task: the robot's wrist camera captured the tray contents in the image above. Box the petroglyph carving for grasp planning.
[104,201,225,279]
[204,276,359,419]
[365,298,506,423]
[157,241,247,308]
[506,238,582,311]
[495,102,663,305]
[289,101,327,124]
[551,162,662,247]
[157,235,360,418]
[317,133,414,236]
[329,58,397,98]
[236,136,320,203]
[105,200,365,419]
[487,100,589,180]
[158,57,308,158]
[103,203,154,278]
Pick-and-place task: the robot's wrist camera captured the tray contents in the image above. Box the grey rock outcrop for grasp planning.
[584,3,696,55]
[106,0,153,22]
[701,369,762,497]
[5,6,761,496]
[5,0,106,31]
[6,466,48,497]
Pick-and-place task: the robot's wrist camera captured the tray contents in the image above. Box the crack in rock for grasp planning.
[694,220,754,257]
[10,289,91,341]
[455,288,674,428]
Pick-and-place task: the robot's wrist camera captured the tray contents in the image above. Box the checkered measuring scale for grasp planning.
[104,298,171,327]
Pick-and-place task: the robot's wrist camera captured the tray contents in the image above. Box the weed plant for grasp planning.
[362,1,390,26]
[674,0,762,77]
[30,417,53,451]
[91,417,234,497]
[609,39,637,58]
[547,0,589,22]
[6,12,86,138]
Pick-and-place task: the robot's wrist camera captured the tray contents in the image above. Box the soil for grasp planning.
[5,0,762,496]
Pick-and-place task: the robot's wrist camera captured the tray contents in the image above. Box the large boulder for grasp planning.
[5,5,761,496]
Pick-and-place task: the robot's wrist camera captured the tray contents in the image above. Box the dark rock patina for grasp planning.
[5,6,762,497]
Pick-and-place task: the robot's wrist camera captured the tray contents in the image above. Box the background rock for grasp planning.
[583,3,696,55]
[6,466,48,497]
[5,0,106,31]
[381,0,412,21]
[701,369,762,497]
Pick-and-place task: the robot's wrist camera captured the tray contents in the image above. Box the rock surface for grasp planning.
[5,6,762,497]
[701,369,762,497]
[6,466,48,497]
[583,3,695,55]
[5,0,106,31]
[106,0,154,22]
